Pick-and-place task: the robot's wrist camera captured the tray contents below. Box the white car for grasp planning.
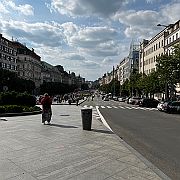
[104,96,109,101]
[157,101,165,111]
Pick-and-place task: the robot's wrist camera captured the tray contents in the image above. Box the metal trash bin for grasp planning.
[81,108,92,130]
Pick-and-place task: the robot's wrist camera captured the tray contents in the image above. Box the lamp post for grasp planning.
[113,66,115,97]
[157,24,174,28]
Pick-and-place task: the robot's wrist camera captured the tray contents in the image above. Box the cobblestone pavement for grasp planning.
[0,105,170,180]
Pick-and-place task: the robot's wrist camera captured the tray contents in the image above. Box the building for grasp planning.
[12,41,41,88]
[139,20,180,96]
[139,30,165,75]
[41,61,63,83]
[0,34,17,73]
[117,42,140,85]
[164,20,180,94]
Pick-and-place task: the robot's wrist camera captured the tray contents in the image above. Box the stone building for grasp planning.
[0,34,17,73]
[12,41,41,88]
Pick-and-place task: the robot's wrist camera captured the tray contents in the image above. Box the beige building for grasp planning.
[12,41,42,88]
[139,31,165,75]
[0,34,17,73]
[139,20,180,98]
[117,57,130,85]
[164,20,180,93]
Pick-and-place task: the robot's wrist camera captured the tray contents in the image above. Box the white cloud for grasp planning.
[62,24,120,57]
[112,1,180,40]
[160,2,180,23]
[0,20,64,47]
[0,3,9,14]
[49,0,128,17]
[2,0,34,16]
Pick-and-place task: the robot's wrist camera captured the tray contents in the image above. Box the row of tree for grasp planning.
[0,69,35,93]
[0,68,90,95]
[99,45,180,100]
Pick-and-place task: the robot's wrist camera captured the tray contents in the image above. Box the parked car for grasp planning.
[118,97,126,102]
[139,98,159,108]
[126,97,131,104]
[162,101,180,113]
[103,96,109,101]
[112,96,118,101]
[157,101,166,111]
[129,97,142,105]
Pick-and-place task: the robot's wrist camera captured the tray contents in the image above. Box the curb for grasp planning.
[0,111,42,117]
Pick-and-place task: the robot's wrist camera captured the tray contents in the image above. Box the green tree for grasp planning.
[156,45,180,100]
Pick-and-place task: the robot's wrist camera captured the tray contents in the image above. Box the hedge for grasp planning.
[0,105,41,113]
[0,91,36,106]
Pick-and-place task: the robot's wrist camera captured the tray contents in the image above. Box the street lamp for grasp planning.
[157,24,174,28]
[113,66,115,97]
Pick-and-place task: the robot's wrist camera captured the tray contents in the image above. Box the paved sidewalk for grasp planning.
[0,105,170,180]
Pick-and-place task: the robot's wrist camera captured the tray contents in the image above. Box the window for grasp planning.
[162,40,163,47]
[176,33,178,40]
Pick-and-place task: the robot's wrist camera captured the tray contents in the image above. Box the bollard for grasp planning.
[81,108,92,130]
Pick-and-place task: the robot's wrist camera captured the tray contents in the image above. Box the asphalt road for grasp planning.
[81,96,180,180]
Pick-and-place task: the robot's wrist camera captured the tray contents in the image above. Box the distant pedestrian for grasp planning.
[76,97,79,106]
[40,93,52,125]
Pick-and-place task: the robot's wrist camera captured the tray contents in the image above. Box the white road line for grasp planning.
[125,107,132,109]
[101,106,106,108]
[131,107,139,109]
[96,107,113,132]
[119,106,125,109]
[113,106,118,109]
[96,106,99,109]
[107,106,112,108]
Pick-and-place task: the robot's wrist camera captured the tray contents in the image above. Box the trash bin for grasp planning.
[81,108,92,130]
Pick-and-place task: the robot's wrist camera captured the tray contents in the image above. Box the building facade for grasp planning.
[12,41,42,88]
[139,30,165,75]
[0,34,17,73]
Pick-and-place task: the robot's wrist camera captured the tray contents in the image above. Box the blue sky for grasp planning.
[0,0,179,81]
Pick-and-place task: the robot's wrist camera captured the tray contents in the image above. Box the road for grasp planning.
[81,96,180,180]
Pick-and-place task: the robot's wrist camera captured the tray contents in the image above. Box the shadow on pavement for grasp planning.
[91,129,114,134]
[49,123,78,128]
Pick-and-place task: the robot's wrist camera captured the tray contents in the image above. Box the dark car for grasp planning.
[162,101,180,113]
[139,98,159,108]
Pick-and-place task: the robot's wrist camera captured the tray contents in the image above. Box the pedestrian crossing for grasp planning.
[82,105,158,111]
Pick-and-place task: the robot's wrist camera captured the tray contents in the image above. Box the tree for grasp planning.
[156,45,180,100]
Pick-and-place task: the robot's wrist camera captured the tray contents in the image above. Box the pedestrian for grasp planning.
[40,93,52,125]
[76,97,79,106]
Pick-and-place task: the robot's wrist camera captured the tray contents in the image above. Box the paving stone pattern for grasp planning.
[0,105,169,180]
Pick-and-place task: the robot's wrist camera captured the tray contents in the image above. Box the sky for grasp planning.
[0,0,180,81]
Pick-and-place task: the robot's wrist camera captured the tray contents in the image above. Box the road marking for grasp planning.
[107,106,112,108]
[131,107,139,109]
[101,106,106,108]
[113,106,118,109]
[89,106,93,109]
[125,107,132,109]
[119,106,125,109]
[96,106,99,109]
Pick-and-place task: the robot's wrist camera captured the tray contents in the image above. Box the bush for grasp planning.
[0,105,41,113]
[0,91,17,105]
[3,105,23,113]
[16,93,36,107]
[0,91,36,106]
[0,106,6,113]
